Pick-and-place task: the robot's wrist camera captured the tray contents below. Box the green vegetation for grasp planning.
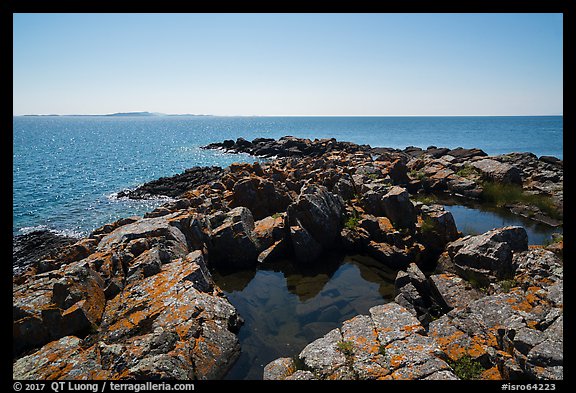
[378,344,387,356]
[456,165,480,178]
[336,340,355,356]
[344,215,361,230]
[409,169,427,181]
[367,173,380,180]
[480,182,560,220]
[413,193,438,205]
[420,217,436,235]
[271,212,282,219]
[498,279,518,293]
[448,355,485,380]
[467,276,489,292]
[543,234,563,247]
[344,208,361,230]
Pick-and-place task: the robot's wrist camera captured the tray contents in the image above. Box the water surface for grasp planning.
[212,254,397,380]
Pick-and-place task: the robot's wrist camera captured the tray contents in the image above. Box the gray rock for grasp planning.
[449,226,528,284]
[288,184,344,246]
[394,282,425,316]
[513,327,545,355]
[471,158,522,184]
[285,370,318,380]
[298,328,348,377]
[207,207,261,268]
[290,225,323,263]
[263,357,296,380]
[424,370,460,380]
[369,303,424,345]
[341,314,390,379]
[126,247,170,282]
[381,186,417,230]
[527,339,563,367]
[128,354,193,379]
[429,273,483,310]
[230,177,292,220]
[97,212,188,257]
[366,241,410,270]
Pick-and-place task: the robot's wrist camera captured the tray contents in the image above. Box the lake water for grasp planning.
[13,115,562,237]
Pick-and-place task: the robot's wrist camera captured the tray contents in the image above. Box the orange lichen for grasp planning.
[480,366,502,380]
[389,354,406,369]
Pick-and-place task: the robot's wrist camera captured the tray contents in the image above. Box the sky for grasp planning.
[13,13,563,116]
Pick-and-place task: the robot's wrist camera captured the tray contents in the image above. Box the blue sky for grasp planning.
[13,13,563,116]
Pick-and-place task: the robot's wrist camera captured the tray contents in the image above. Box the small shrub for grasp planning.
[409,169,427,181]
[467,276,489,292]
[336,340,355,356]
[448,355,485,380]
[344,216,361,230]
[271,212,282,219]
[420,217,436,234]
[378,344,387,356]
[499,279,518,293]
[413,193,438,205]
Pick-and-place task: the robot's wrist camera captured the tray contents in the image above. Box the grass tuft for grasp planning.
[480,182,560,220]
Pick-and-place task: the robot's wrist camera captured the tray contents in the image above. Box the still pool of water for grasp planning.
[211,254,398,380]
[443,202,562,245]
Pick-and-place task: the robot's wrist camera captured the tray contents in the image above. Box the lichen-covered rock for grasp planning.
[263,357,296,380]
[13,336,113,380]
[447,226,528,285]
[429,273,483,311]
[13,262,106,357]
[265,302,453,380]
[206,207,261,268]
[14,251,242,380]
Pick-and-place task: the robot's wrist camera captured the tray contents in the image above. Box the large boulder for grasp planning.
[381,186,417,230]
[287,184,345,263]
[206,207,261,268]
[446,226,528,285]
[229,176,293,220]
[470,159,522,185]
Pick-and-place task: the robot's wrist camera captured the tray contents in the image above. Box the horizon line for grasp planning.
[13,112,564,117]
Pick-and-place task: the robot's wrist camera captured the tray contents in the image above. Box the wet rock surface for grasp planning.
[14,136,562,380]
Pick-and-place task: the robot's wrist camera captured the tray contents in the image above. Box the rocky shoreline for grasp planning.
[13,136,562,380]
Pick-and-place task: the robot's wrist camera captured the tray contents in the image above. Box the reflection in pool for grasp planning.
[443,203,562,245]
[211,255,397,380]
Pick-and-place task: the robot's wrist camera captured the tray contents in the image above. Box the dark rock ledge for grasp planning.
[13,136,562,380]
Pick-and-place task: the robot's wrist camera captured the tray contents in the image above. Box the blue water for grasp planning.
[13,115,562,237]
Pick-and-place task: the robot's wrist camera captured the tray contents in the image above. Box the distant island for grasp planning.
[19,112,213,117]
